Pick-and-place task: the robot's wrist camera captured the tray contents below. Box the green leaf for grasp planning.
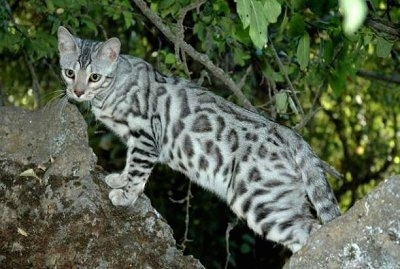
[164,53,176,65]
[82,20,98,36]
[288,14,305,37]
[235,0,251,29]
[297,32,310,70]
[291,0,306,10]
[275,91,288,113]
[45,0,55,13]
[376,37,393,58]
[233,47,250,66]
[236,0,269,48]
[264,0,281,23]
[322,38,333,63]
[248,1,268,48]
[122,11,133,28]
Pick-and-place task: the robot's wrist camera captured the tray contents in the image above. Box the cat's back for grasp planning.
[181,83,301,147]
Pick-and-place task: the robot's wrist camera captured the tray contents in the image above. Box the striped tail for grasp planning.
[302,153,341,223]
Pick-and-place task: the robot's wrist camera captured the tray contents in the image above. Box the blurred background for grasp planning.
[1,0,399,268]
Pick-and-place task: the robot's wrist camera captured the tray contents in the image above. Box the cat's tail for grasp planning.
[301,150,341,224]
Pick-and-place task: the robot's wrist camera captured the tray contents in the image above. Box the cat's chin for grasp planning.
[67,94,93,102]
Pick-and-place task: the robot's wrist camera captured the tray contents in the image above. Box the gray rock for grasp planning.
[284,176,400,269]
[0,101,96,180]
[0,102,204,269]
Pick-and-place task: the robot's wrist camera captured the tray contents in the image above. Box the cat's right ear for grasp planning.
[57,26,77,54]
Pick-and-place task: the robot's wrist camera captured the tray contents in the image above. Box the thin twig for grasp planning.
[294,107,321,130]
[197,70,211,86]
[268,37,304,116]
[131,0,257,112]
[180,181,192,251]
[24,52,42,107]
[175,0,206,77]
[238,65,253,90]
[169,182,193,251]
[224,218,238,269]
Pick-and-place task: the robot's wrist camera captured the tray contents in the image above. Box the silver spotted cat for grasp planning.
[57,26,341,252]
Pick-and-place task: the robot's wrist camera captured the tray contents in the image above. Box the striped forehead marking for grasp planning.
[77,40,101,69]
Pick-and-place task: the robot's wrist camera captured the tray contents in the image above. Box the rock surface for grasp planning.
[284,176,400,269]
[0,102,204,269]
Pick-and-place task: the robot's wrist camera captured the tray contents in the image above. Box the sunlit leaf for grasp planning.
[235,0,251,29]
[236,0,269,48]
[248,1,268,48]
[17,227,28,237]
[339,0,367,35]
[264,0,281,23]
[19,168,38,178]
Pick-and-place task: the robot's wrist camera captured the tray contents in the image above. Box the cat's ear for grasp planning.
[57,26,78,54]
[96,38,121,64]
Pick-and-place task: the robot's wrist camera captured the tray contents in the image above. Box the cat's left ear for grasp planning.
[96,38,121,64]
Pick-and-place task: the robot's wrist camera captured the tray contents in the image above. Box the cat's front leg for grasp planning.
[105,145,156,206]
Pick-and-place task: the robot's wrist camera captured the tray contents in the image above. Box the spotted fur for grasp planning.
[57,27,341,252]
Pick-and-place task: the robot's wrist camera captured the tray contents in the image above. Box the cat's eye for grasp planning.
[64,69,75,78]
[89,73,101,82]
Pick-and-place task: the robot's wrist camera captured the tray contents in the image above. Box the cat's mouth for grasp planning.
[66,88,93,102]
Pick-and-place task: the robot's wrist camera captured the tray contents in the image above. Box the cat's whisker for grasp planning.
[42,90,67,112]
[58,96,70,118]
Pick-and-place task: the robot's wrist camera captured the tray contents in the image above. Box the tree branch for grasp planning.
[131,0,256,112]
[356,69,400,84]
[365,17,400,41]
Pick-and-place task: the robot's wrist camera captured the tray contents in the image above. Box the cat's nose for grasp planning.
[74,89,84,97]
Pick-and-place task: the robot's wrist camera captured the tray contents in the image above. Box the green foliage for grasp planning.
[235,0,281,48]
[376,36,394,58]
[1,0,400,268]
[296,32,310,70]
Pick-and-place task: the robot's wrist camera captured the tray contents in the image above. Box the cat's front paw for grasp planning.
[109,189,138,206]
[105,173,128,188]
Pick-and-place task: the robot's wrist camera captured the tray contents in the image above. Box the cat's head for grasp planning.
[57,26,121,102]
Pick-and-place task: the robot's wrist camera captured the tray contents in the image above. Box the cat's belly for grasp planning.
[166,159,229,201]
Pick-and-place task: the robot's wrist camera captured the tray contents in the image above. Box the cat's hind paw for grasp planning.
[108,188,138,206]
[105,173,128,188]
